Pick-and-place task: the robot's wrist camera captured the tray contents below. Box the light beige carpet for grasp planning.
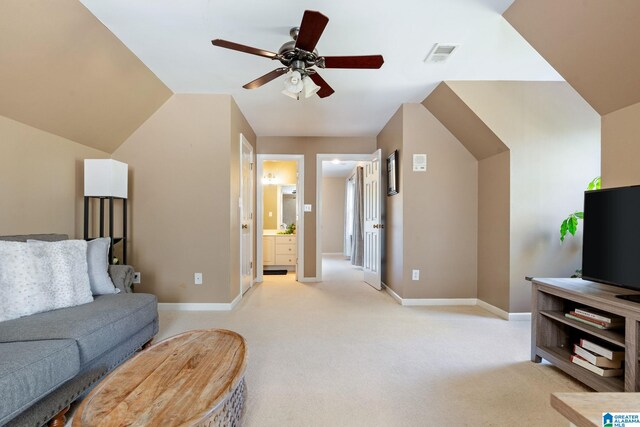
[153,255,588,427]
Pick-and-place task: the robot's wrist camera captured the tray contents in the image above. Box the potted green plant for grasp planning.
[560,177,601,242]
[559,176,601,278]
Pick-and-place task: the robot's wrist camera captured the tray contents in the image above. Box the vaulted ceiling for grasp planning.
[79,0,561,137]
[0,0,172,153]
[504,0,640,115]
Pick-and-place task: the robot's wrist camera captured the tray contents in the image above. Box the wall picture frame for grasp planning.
[387,150,399,196]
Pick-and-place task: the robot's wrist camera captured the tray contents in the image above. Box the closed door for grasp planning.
[240,135,254,295]
[363,149,382,290]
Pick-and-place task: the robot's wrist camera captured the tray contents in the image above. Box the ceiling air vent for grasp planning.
[424,43,460,63]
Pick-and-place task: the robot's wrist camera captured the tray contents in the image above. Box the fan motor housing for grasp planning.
[278,28,319,68]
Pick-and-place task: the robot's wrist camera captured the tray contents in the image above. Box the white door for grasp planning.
[363,149,383,290]
[240,135,254,295]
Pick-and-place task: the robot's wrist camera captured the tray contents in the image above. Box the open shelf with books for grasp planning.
[531,278,640,392]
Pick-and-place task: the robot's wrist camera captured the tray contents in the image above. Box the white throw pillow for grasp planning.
[0,240,93,322]
[86,238,119,295]
[0,241,51,322]
[26,239,94,310]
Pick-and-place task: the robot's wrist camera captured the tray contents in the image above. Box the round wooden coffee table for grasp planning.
[72,329,247,427]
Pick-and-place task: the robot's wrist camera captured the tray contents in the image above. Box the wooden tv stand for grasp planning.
[531,278,640,392]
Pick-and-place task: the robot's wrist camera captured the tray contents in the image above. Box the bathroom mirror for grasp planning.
[280,185,297,228]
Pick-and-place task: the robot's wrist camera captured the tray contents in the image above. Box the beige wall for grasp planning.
[401,104,478,299]
[477,152,511,311]
[321,177,346,254]
[0,0,172,153]
[0,115,109,238]
[376,105,478,299]
[424,84,511,310]
[376,107,404,296]
[601,101,640,188]
[422,83,508,160]
[263,186,278,230]
[448,81,601,312]
[257,136,377,278]
[504,0,640,115]
[113,94,255,303]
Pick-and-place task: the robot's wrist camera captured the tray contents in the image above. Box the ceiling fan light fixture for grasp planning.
[281,88,300,100]
[303,76,320,98]
[283,70,304,93]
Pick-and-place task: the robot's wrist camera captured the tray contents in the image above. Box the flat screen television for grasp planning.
[582,185,640,300]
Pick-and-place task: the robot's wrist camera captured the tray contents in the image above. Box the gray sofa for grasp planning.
[0,234,159,427]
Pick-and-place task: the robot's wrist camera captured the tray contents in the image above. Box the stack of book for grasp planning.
[564,307,624,330]
[570,338,624,377]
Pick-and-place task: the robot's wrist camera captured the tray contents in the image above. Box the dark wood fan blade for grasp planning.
[243,68,288,89]
[309,73,335,98]
[295,10,329,52]
[322,55,384,69]
[212,39,278,59]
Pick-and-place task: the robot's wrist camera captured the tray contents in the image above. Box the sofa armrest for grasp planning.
[108,265,135,293]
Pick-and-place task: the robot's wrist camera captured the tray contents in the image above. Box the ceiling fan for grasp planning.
[211,10,384,99]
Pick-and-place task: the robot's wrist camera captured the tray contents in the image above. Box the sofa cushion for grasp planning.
[0,293,157,365]
[0,339,80,425]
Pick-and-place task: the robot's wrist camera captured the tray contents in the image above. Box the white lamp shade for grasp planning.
[283,71,304,94]
[84,159,128,198]
[303,76,320,98]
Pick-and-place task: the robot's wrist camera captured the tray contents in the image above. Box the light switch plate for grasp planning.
[304,204,312,212]
[412,270,420,281]
[133,272,141,284]
[194,273,203,285]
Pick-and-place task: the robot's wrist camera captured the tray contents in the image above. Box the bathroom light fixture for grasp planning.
[262,172,277,185]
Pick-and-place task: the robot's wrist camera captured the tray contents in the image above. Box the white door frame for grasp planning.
[239,135,254,296]
[256,154,304,283]
[316,153,373,282]
[363,149,383,290]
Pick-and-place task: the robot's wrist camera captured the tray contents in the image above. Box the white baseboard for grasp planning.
[382,284,530,320]
[158,292,242,311]
[507,312,531,321]
[476,299,509,320]
[230,292,242,309]
[383,283,403,304]
[403,298,478,306]
[476,299,531,321]
[298,277,320,283]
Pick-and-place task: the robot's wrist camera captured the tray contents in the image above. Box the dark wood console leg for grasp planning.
[49,406,69,427]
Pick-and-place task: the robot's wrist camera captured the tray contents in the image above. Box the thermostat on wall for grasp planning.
[413,154,427,172]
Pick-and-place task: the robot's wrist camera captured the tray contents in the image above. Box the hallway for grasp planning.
[321,253,364,282]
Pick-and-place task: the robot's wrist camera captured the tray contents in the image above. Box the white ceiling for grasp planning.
[80,0,562,137]
[323,160,360,178]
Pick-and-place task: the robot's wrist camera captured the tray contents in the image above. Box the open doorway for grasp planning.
[256,155,304,283]
[317,152,382,287]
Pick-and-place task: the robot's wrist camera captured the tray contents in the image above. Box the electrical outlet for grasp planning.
[412,270,420,281]
[133,272,141,284]
[268,211,273,217]
[194,273,203,285]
